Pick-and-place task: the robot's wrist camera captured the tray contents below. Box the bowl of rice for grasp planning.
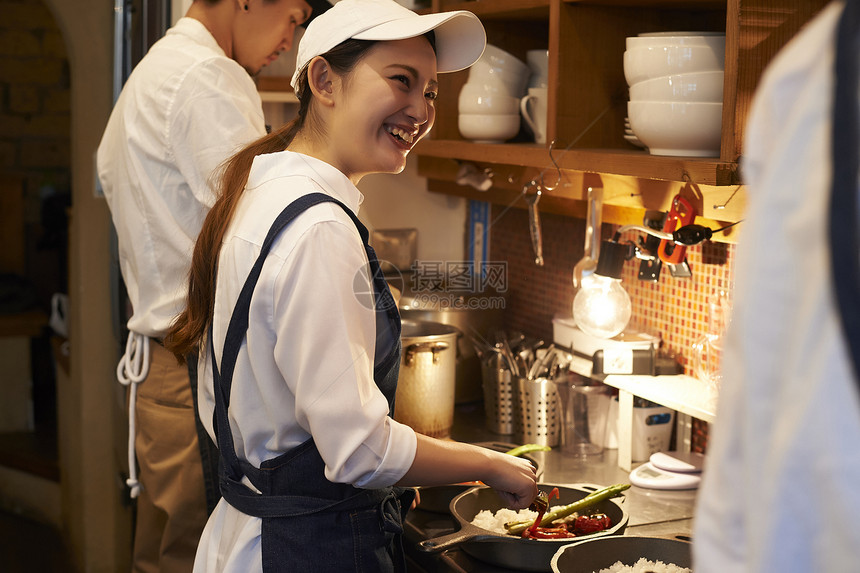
[550,535,692,573]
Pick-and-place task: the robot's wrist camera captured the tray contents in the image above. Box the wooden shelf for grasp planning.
[415,139,739,185]
[437,0,550,19]
[416,0,829,230]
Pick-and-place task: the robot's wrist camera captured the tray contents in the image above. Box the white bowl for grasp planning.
[468,44,530,97]
[626,32,725,51]
[627,100,722,156]
[624,45,725,86]
[629,71,724,102]
[459,113,521,143]
[481,44,530,76]
[458,84,520,114]
[458,81,512,96]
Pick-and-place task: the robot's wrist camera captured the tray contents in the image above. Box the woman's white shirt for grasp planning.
[194,151,417,572]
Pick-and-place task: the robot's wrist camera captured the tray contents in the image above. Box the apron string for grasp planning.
[116,331,151,499]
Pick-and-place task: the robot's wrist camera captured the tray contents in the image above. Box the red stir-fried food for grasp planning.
[572,513,612,535]
[521,487,613,540]
[521,513,613,539]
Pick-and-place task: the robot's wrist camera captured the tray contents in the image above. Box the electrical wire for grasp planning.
[613,220,744,246]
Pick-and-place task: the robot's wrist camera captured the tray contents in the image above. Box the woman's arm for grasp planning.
[395,433,538,510]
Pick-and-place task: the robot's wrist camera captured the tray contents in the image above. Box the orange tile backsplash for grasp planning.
[487,204,734,451]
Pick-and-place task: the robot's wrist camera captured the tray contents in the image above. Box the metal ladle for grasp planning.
[573,185,604,289]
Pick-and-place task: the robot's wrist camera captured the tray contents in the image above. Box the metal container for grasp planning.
[481,353,517,434]
[516,376,561,447]
[395,320,459,438]
[399,284,505,404]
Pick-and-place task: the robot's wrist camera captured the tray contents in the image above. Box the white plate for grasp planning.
[624,134,646,148]
[650,451,705,473]
[630,462,701,490]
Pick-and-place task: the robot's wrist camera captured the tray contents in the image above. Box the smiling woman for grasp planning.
[313,36,440,178]
[160,1,541,572]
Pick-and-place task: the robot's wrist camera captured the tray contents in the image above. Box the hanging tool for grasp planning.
[637,210,666,282]
[658,193,696,277]
[524,182,544,266]
[573,184,603,288]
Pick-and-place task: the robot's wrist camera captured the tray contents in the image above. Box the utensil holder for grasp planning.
[481,358,516,434]
[515,376,560,447]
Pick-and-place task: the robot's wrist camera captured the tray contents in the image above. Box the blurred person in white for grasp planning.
[693,1,860,571]
[162,1,539,570]
[96,0,333,570]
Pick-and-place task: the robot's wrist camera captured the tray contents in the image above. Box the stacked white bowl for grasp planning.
[458,44,530,143]
[624,32,726,157]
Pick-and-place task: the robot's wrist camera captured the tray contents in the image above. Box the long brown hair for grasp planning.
[165,33,437,362]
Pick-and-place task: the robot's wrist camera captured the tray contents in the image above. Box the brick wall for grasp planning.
[0,0,71,305]
[488,203,734,451]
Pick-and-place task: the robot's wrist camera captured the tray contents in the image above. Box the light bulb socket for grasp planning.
[595,240,628,279]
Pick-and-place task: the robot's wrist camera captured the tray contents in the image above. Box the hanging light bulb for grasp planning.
[573,240,632,339]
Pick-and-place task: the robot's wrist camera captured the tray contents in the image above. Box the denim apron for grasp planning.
[209,193,413,572]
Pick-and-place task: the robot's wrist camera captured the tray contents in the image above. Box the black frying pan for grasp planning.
[418,483,629,572]
[550,535,692,572]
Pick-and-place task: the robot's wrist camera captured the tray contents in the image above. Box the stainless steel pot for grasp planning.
[418,483,629,572]
[395,320,459,438]
[550,535,692,572]
[399,290,505,404]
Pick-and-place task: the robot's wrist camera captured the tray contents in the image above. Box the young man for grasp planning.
[97,0,331,570]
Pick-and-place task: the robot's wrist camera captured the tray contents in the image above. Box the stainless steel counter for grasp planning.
[448,402,697,536]
[402,403,697,573]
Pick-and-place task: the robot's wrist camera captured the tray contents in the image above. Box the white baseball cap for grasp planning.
[290,0,486,90]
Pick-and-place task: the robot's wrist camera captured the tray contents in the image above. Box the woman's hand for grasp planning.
[481,450,539,510]
[396,435,538,510]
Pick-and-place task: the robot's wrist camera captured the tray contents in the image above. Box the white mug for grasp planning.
[520,87,548,144]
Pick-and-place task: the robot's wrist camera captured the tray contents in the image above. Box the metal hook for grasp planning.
[522,179,541,196]
[714,185,741,210]
[539,140,562,192]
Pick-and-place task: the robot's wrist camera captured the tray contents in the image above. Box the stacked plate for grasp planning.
[624,32,726,157]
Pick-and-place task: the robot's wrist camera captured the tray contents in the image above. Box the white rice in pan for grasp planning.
[470,506,571,535]
[596,558,691,573]
[470,507,540,534]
